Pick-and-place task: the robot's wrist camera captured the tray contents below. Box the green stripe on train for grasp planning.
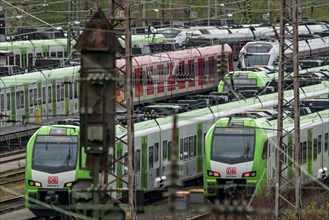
[307,129,313,175]
[116,142,124,197]
[197,123,203,173]
[141,136,148,189]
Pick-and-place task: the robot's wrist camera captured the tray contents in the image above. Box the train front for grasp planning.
[25,125,80,216]
[203,117,267,200]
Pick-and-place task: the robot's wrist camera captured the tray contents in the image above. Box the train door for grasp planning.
[49,47,64,58]
[27,48,42,68]
[188,60,195,89]
[207,56,215,84]
[23,85,30,124]
[147,130,160,190]
[135,137,142,189]
[156,64,165,94]
[0,90,5,127]
[198,58,205,87]
[145,65,154,96]
[134,67,143,99]
[15,87,25,123]
[178,60,186,89]
[167,62,175,92]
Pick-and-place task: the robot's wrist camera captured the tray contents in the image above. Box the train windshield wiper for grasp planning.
[240,142,250,158]
[59,144,73,167]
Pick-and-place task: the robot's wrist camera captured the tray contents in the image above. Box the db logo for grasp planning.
[48,176,58,184]
[226,167,237,175]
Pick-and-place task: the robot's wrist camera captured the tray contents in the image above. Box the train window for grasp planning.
[313,138,318,160]
[36,53,42,58]
[7,93,10,110]
[184,137,189,160]
[58,51,63,58]
[51,52,56,57]
[20,91,24,108]
[15,54,20,67]
[318,135,322,154]
[149,146,154,169]
[61,84,64,101]
[57,85,60,102]
[193,135,197,156]
[124,152,128,167]
[48,86,52,103]
[179,138,183,160]
[262,141,268,159]
[16,92,20,109]
[154,142,159,162]
[24,89,28,108]
[163,140,168,160]
[74,82,78,98]
[28,53,33,67]
[135,150,140,172]
[0,94,3,112]
[9,56,14,65]
[42,87,46,104]
[189,136,194,157]
[11,92,15,110]
[69,83,73,99]
[33,89,37,106]
[178,63,184,76]
[29,89,33,106]
[168,141,172,160]
[325,133,328,152]
[302,141,307,164]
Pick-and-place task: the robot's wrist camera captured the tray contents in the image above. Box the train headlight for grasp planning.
[242,171,256,178]
[208,170,220,177]
[29,180,42,187]
[64,182,73,188]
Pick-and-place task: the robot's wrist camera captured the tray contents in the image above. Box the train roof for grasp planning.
[116,80,329,136]
[0,66,79,88]
[0,38,69,50]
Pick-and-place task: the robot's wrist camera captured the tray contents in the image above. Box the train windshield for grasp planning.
[211,127,255,164]
[32,135,78,173]
[243,54,270,67]
[223,79,257,92]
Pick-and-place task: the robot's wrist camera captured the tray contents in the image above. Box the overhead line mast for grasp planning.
[275,0,301,219]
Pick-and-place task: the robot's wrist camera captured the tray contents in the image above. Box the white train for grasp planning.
[239,36,329,68]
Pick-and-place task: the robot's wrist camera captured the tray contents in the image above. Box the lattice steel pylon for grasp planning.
[275,0,301,219]
[109,0,136,218]
[66,0,80,57]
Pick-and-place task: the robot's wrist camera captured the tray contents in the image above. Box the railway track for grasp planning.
[0,169,25,185]
[0,195,25,214]
[0,149,26,165]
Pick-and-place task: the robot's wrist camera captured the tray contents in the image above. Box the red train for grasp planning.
[116,44,233,104]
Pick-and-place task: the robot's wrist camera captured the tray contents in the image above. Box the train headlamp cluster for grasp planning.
[208,170,221,177]
[242,171,256,178]
[29,180,42,187]
[64,182,73,188]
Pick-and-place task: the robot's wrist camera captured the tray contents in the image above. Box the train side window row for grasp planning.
[270,132,328,165]
[0,82,78,112]
[179,135,197,161]
[7,51,65,67]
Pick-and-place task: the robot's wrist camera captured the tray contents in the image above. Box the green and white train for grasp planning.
[203,105,329,200]
[0,33,167,69]
[25,124,90,216]
[25,81,329,216]
[218,65,329,93]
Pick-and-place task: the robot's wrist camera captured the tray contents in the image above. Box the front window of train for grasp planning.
[223,79,257,92]
[32,135,78,173]
[243,55,270,67]
[211,127,255,164]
